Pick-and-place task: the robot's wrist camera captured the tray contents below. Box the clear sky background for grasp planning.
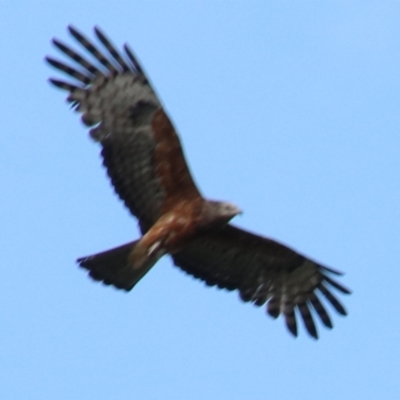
[1,1,400,399]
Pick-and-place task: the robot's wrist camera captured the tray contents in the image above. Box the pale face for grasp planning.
[198,200,242,231]
[217,202,242,219]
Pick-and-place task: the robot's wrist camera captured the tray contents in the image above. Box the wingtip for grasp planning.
[93,25,104,38]
[325,320,334,330]
[68,25,84,41]
[339,287,352,295]
[47,78,79,92]
[44,55,54,65]
[287,319,319,340]
[93,26,112,47]
[323,275,352,295]
[67,24,78,34]
[309,327,319,340]
[52,38,68,53]
[47,77,65,88]
[286,323,298,338]
[45,57,61,70]
[76,255,90,269]
[123,43,144,75]
[321,265,345,276]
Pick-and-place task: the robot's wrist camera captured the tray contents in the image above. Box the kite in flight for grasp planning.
[46,26,350,339]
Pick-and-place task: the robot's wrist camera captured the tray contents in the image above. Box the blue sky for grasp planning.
[1,1,400,399]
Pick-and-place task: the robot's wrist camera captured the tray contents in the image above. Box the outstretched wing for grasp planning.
[46,26,201,232]
[172,224,350,339]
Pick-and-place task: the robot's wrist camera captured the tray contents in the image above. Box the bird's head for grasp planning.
[214,201,243,220]
[200,200,242,229]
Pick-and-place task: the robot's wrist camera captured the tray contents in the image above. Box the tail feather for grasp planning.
[77,241,158,291]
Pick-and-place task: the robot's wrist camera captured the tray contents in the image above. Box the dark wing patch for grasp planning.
[172,224,350,339]
[46,26,165,230]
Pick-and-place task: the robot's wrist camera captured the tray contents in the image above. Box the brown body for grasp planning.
[130,199,204,268]
[47,26,351,339]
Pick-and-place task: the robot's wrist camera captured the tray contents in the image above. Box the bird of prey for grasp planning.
[46,26,350,339]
